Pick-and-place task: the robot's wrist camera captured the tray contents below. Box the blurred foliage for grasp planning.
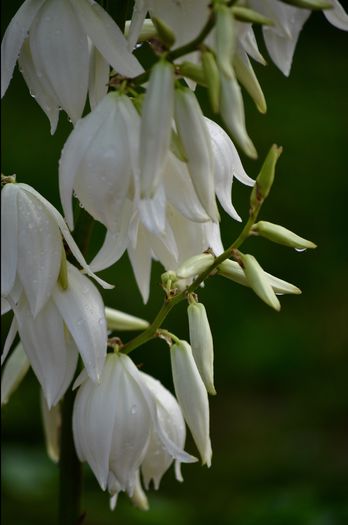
[1,2,348,524]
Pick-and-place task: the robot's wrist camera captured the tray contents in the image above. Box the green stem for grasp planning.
[123,197,263,355]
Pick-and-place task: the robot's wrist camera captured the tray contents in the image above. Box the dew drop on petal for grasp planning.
[130,405,137,415]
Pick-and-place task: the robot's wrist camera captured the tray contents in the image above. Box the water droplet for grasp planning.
[79,202,84,208]
[98,317,105,326]
[295,248,307,253]
[130,404,137,415]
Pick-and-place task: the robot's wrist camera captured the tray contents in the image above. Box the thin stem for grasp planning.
[123,195,263,355]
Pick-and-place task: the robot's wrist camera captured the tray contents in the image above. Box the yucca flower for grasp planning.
[1,0,143,132]
[72,353,195,498]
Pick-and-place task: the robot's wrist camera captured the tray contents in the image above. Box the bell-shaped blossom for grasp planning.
[170,340,212,467]
[1,182,111,317]
[139,372,186,489]
[72,353,195,497]
[248,0,348,76]
[4,262,107,407]
[1,0,143,132]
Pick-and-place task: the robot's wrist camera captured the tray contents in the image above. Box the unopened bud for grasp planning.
[239,253,281,311]
[280,0,332,10]
[232,6,274,25]
[250,144,282,207]
[252,221,317,249]
[202,51,220,113]
[105,307,149,331]
[151,16,176,48]
[188,302,216,395]
[215,4,236,78]
[40,391,61,463]
[179,62,207,86]
[234,52,267,114]
[176,253,214,279]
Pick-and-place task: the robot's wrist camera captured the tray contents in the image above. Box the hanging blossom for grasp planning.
[1,0,143,133]
[58,90,254,302]
[72,353,196,501]
[248,0,348,76]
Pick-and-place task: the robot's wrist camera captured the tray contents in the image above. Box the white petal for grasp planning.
[1,183,19,297]
[163,153,210,223]
[18,38,60,134]
[59,93,115,229]
[324,0,348,30]
[174,88,219,221]
[236,23,266,64]
[170,340,212,466]
[29,0,89,123]
[1,342,30,405]
[128,226,152,304]
[1,298,11,316]
[88,201,132,273]
[71,0,143,77]
[11,295,78,408]
[52,263,107,382]
[21,183,113,289]
[1,316,18,366]
[1,0,46,97]
[127,0,148,50]
[17,187,62,317]
[40,390,61,462]
[74,96,132,231]
[138,185,166,235]
[88,44,109,110]
[139,60,174,198]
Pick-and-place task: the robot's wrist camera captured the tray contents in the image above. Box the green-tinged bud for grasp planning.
[105,307,149,331]
[161,270,178,286]
[1,343,30,405]
[250,144,282,207]
[151,16,176,48]
[218,259,301,295]
[220,72,258,159]
[170,129,188,162]
[40,391,61,463]
[132,94,144,115]
[232,6,274,25]
[124,19,157,42]
[170,340,212,466]
[234,52,267,114]
[215,4,236,78]
[176,253,214,279]
[280,0,332,10]
[239,253,281,311]
[252,221,317,250]
[179,62,207,86]
[188,302,216,395]
[58,248,68,290]
[202,51,220,113]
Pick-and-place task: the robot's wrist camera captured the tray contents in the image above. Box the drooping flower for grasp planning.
[1,0,143,132]
[72,353,196,498]
[1,181,111,318]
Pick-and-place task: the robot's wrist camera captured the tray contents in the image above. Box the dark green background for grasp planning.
[1,2,348,524]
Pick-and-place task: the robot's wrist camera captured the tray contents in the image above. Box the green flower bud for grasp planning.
[176,254,214,279]
[233,52,267,114]
[202,51,220,113]
[280,0,332,10]
[232,6,274,25]
[250,144,282,207]
[151,16,176,48]
[179,62,207,86]
[239,253,281,311]
[252,221,317,249]
[105,307,149,331]
[215,4,235,78]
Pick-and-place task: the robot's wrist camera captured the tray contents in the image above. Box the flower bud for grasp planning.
[179,62,207,86]
[105,307,149,331]
[250,144,282,207]
[239,253,281,311]
[151,16,176,48]
[176,253,214,279]
[280,0,332,10]
[40,391,61,463]
[215,4,236,78]
[1,343,30,405]
[202,51,220,113]
[188,302,216,395]
[232,6,274,25]
[234,52,267,114]
[252,221,317,249]
[218,259,301,295]
[170,340,212,466]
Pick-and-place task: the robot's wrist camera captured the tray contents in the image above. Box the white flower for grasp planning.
[72,353,195,497]
[1,0,143,132]
[248,0,348,76]
[4,262,107,407]
[1,182,111,317]
[170,340,212,466]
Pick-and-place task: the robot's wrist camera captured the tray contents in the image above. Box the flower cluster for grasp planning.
[1,0,346,518]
